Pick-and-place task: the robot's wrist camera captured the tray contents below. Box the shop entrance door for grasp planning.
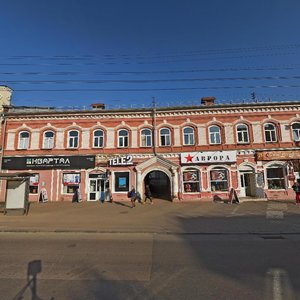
[240,172,255,197]
[89,178,105,201]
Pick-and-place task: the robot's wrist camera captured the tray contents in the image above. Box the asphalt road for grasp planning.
[1,232,300,300]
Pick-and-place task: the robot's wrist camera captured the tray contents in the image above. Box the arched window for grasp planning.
[210,167,229,191]
[43,131,54,149]
[18,131,30,149]
[68,130,79,148]
[160,128,171,146]
[141,128,152,147]
[292,123,300,141]
[182,168,200,192]
[236,124,249,143]
[264,123,277,142]
[183,127,195,145]
[266,164,286,190]
[118,129,129,147]
[93,130,104,148]
[209,126,221,144]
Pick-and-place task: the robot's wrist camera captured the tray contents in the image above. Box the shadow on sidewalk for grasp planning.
[113,201,132,208]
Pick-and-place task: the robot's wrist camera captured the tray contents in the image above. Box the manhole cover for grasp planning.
[120,211,128,214]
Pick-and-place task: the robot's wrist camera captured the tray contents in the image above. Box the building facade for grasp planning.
[1,97,300,203]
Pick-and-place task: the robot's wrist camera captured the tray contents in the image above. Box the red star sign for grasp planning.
[185,154,193,162]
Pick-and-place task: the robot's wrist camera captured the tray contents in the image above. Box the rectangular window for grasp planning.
[29,174,39,194]
[114,172,130,192]
[183,170,200,192]
[210,169,228,191]
[63,173,80,194]
[267,167,286,189]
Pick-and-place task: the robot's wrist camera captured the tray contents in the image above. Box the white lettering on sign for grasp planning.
[181,151,237,164]
[109,155,133,166]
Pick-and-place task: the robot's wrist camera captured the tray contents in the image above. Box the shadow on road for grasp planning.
[12,260,54,300]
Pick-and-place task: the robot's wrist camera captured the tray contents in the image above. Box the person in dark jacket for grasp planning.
[292,180,300,204]
[144,184,153,205]
[129,186,137,208]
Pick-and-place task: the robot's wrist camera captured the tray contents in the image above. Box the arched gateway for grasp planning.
[135,156,179,201]
[144,170,171,200]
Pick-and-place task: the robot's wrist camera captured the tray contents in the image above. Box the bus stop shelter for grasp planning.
[0,172,31,215]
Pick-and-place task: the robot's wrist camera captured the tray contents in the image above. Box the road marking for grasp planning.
[266,203,287,220]
[265,268,295,300]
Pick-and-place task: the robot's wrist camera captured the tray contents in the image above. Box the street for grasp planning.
[1,200,300,299]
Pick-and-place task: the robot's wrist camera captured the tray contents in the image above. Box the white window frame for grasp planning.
[159,128,171,146]
[292,123,300,141]
[236,124,249,144]
[264,123,277,142]
[43,131,54,149]
[140,128,152,147]
[93,129,104,148]
[209,126,221,144]
[182,168,200,193]
[18,131,30,149]
[118,129,129,148]
[68,130,79,148]
[183,127,195,145]
[266,164,286,190]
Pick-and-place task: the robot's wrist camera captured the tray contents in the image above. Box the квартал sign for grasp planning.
[181,151,237,164]
[2,155,95,170]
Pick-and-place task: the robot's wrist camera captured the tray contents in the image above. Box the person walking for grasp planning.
[292,180,300,204]
[129,186,137,208]
[144,184,153,205]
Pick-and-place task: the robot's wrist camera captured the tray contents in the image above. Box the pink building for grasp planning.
[1,97,300,203]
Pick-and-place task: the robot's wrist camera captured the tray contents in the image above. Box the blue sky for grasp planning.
[1,0,300,108]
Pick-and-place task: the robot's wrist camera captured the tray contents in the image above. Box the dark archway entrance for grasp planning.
[144,171,171,200]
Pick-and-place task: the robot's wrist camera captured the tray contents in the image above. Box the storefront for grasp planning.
[256,150,299,200]
[180,151,238,201]
[2,155,96,202]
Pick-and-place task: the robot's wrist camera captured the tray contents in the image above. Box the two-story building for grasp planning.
[1,95,300,203]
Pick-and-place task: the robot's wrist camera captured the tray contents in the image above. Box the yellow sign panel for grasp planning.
[256,150,300,161]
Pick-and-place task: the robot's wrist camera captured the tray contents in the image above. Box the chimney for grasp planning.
[201,97,216,106]
[91,103,105,110]
[0,86,13,110]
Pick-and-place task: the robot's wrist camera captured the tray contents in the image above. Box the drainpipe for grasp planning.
[152,97,157,156]
[0,113,7,171]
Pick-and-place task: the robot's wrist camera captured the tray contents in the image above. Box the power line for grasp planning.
[13,84,300,92]
[3,75,300,85]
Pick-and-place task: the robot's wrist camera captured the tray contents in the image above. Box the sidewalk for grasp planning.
[0,199,300,234]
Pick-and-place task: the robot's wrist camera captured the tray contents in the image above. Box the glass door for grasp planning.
[89,179,100,201]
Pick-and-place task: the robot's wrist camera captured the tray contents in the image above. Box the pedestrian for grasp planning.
[136,191,142,203]
[292,180,300,204]
[129,186,137,208]
[144,184,153,205]
[72,187,82,203]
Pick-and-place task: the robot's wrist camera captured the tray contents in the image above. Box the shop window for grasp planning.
[160,128,171,146]
[183,127,195,145]
[292,123,300,141]
[18,131,30,149]
[118,129,129,147]
[114,172,129,192]
[93,130,104,148]
[209,126,221,144]
[264,123,277,142]
[236,124,249,143]
[266,165,286,189]
[141,128,152,147]
[68,130,79,148]
[29,174,39,194]
[210,167,229,191]
[182,169,200,192]
[43,131,54,149]
[63,173,80,194]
